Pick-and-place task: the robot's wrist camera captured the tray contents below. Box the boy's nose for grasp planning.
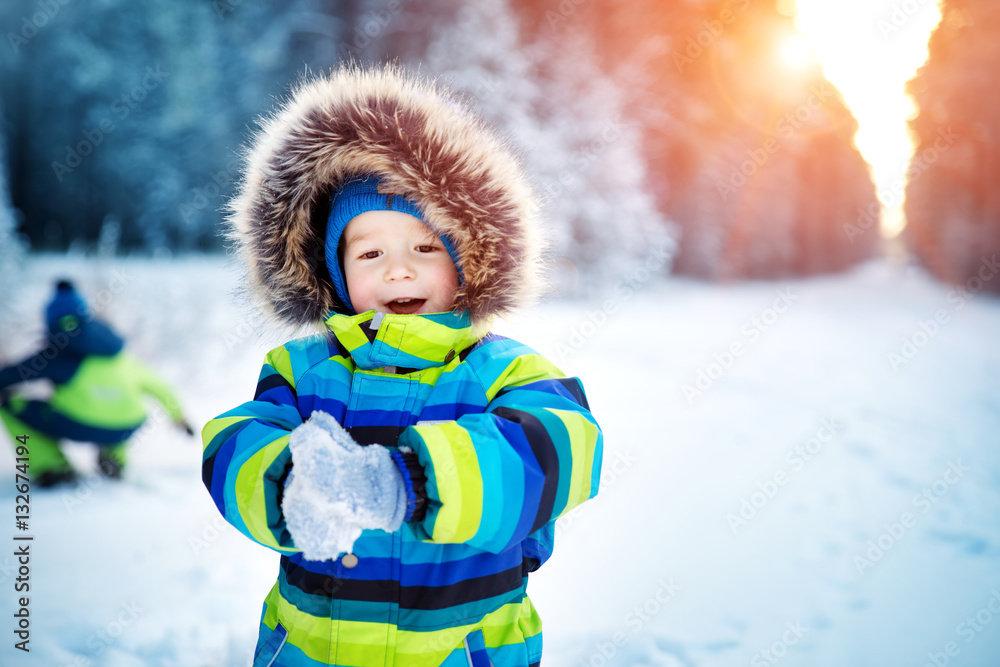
[385,256,415,281]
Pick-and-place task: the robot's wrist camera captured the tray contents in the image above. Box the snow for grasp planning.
[284,410,406,562]
[1,254,999,666]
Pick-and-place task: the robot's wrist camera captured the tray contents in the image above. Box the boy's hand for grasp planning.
[282,410,407,561]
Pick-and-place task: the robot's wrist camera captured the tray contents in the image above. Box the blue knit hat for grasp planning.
[325,174,460,313]
[45,280,89,333]
[44,280,124,356]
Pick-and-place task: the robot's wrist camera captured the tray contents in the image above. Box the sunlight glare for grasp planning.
[778,33,813,71]
[793,0,943,237]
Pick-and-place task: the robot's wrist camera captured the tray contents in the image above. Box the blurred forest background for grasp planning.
[0,0,996,292]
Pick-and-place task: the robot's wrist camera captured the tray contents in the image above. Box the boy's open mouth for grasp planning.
[386,298,426,315]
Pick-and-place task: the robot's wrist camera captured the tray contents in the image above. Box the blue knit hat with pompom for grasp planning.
[45,280,89,333]
[44,279,124,356]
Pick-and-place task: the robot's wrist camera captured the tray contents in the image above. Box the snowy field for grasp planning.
[0,253,998,667]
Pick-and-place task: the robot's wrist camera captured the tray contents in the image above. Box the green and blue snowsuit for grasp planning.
[0,303,183,476]
[203,310,602,666]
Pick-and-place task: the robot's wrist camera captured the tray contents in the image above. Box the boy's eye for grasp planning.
[416,245,437,253]
[359,250,381,260]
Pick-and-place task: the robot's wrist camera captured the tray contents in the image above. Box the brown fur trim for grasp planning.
[227,63,543,331]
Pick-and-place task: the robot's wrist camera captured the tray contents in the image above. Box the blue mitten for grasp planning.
[282,410,407,561]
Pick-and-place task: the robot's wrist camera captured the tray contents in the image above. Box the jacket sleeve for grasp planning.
[397,337,602,554]
[0,350,71,389]
[201,338,338,554]
[0,362,29,390]
[129,356,184,422]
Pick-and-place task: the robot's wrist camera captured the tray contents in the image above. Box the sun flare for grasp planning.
[777,33,813,71]
[792,0,943,237]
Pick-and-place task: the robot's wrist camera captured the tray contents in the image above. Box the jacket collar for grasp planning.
[324,310,480,371]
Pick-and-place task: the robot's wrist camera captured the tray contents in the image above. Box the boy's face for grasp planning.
[341,210,459,316]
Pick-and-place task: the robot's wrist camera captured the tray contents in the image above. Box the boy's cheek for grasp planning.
[346,275,377,311]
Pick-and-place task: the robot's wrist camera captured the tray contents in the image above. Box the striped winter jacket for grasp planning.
[202,309,603,667]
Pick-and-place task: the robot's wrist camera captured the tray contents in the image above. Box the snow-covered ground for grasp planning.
[0,253,998,667]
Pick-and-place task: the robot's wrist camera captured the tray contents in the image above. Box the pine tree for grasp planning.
[1,0,342,253]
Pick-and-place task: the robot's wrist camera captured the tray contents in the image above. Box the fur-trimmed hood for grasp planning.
[227,64,543,332]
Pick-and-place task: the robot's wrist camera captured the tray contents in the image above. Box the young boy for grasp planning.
[1,280,192,485]
[202,65,602,667]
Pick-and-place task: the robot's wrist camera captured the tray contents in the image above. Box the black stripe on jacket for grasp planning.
[494,377,589,411]
[489,407,560,535]
[281,559,524,610]
[254,371,296,400]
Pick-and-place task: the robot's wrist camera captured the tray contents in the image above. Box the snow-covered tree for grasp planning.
[0,101,26,359]
[1,0,351,253]
[422,0,677,292]
[904,0,1000,293]
[520,0,880,279]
